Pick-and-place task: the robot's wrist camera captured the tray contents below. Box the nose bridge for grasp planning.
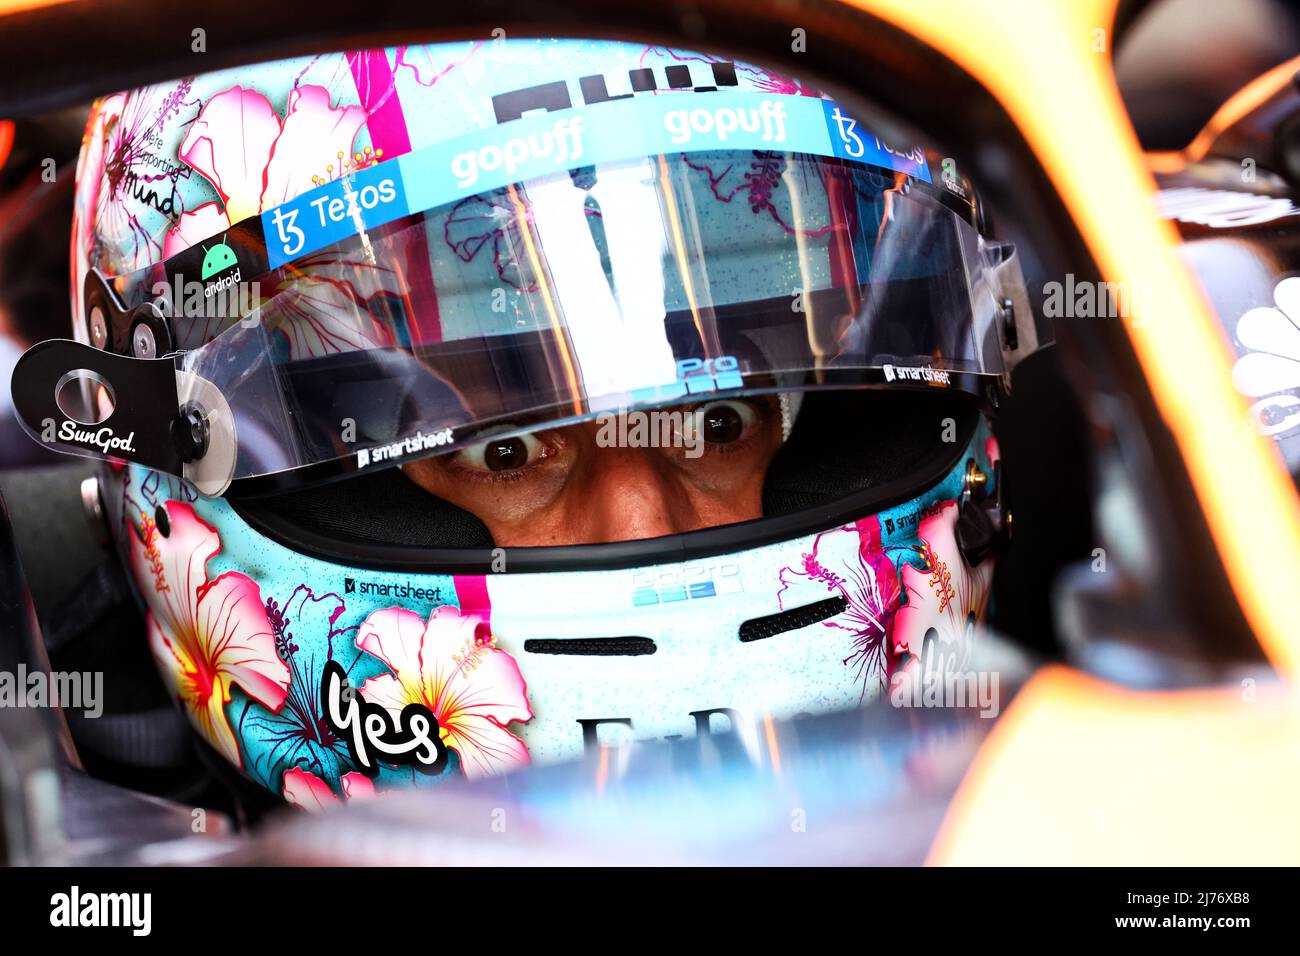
[581,444,684,541]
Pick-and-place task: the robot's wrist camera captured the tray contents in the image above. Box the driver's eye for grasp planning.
[484,437,528,472]
[695,399,759,445]
[457,429,546,473]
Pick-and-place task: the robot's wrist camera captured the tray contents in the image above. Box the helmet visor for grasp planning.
[176,153,1031,492]
[16,92,1043,495]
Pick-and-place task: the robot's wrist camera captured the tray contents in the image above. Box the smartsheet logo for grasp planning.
[356,427,455,469]
[49,886,151,936]
[882,364,951,386]
[343,577,443,603]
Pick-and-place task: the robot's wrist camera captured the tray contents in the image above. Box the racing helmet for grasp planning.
[11,38,1048,802]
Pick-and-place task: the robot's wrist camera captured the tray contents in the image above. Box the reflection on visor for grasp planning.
[166,150,1032,493]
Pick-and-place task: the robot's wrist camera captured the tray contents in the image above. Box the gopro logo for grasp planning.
[629,354,744,405]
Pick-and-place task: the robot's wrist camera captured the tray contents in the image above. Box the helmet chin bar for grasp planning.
[9,337,235,496]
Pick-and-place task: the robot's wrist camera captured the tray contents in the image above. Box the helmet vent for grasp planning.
[738,596,848,643]
[523,636,657,656]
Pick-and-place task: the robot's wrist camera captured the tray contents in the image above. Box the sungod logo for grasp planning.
[452,115,586,189]
[56,420,136,454]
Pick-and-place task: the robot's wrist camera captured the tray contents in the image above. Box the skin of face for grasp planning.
[403,396,784,546]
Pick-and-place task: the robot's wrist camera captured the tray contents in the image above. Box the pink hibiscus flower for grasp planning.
[282,766,377,810]
[162,84,403,355]
[356,605,532,779]
[888,502,993,695]
[777,514,902,693]
[164,84,366,255]
[129,501,290,767]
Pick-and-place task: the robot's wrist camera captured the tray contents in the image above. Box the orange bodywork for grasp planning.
[934,667,1300,864]
[843,0,1300,862]
[1147,53,1300,172]
[0,0,68,13]
[0,119,13,174]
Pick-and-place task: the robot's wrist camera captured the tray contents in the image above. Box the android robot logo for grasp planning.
[200,236,238,281]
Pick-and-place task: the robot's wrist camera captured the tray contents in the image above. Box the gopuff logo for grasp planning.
[57,420,136,454]
[663,100,787,147]
[1233,275,1300,438]
[452,116,586,190]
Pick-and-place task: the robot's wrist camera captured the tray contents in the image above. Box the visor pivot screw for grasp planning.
[172,402,210,463]
[962,459,988,503]
[999,296,1019,351]
[88,306,108,350]
[132,322,157,359]
[956,459,1008,566]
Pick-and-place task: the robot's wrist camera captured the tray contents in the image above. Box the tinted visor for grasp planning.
[159,148,1026,492]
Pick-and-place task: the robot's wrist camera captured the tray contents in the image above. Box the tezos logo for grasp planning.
[265,166,407,266]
